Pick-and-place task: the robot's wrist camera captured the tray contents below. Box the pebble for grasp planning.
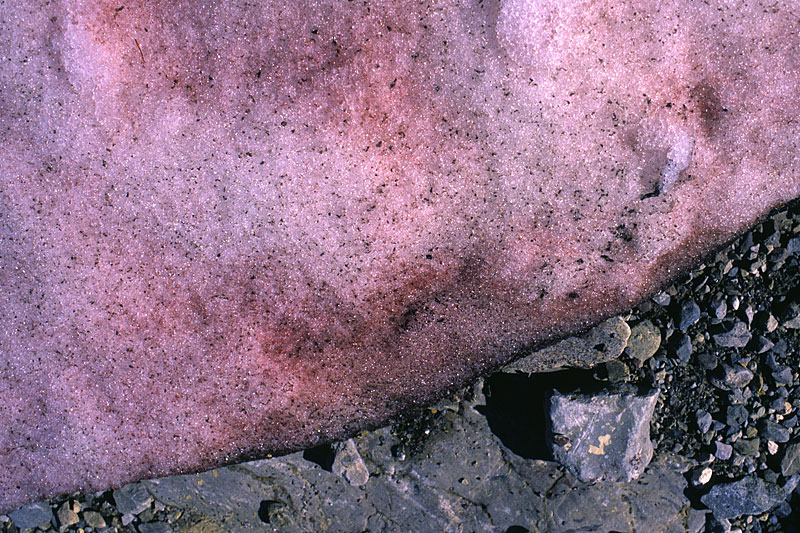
[625,320,661,362]
[679,300,701,330]
[713,322,752,348]
[700,476,785,519]
[690,466,713,487]
[697,410,713,434]
[714,441,733,461]
[56,502,78,529]
[750,336,774,354]
[113,483,153,516]
[82,510,107,529]
[758,420,790,443]
[726,405,748,430]
[772,366,793,386]
[652,292,671,306]
[671,333,692,363]
[780,442,800,477]
[710,297,728,320]
[332,438,370,486]
[9,501,53,531]
[733,438,760,457]
[711,364,754,391]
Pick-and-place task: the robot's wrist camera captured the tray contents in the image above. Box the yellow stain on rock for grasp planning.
[588,434,611,455]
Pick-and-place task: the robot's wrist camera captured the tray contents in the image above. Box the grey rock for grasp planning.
[332,438,370,486]
[652,291,671,306]
[9,501,53,531]
[751,335,774,354]
[625,320,661,362]
[758,420,791,443]
[711,364,754,391]
[701,476,785,519]
[697,410,713,434]
[781,442,800,477]
[714,441,733,461]
[787,236,800,255]
[710,297,728,320]
[604,360,629,382]
[772,366,794,386]
[733,438,760,457]
[505,316,631,373]
[678,300,701,330]
[705,514,732,533]
[547,387,659,483]
[713,321,752,348]
[726,405,748,429]
[113,482,153,515]
[671,333,692,363]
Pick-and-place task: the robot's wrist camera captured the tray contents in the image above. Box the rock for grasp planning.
[670,333,692,363]
[772,366,794,386]
[733,438,760,457]
[678,300,701,330]
[690,466,713,487]
[505,317,631,373]
[758,420,791,443]
[625,320,661,362]
[713,322,752,348]
[700,476,785,519]
[332,438,370,486]
[114,482,154,515]
[710,297,728,320]
[725,405,748,430]
[56,502,78,530]
[546,387,659,483]
[711,364,754,391]
[604,360,629,382]
[82,510,106,529]
[781,442,800,477]
[714,441,733,461]
[751,336,774,354]
[652,292,671,306]
[9,501,53,531]
[705,514,732,533]
[697,410,713,434]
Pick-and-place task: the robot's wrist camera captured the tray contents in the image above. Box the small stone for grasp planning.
[714,441,733,460]
[671,333,692,363]
[713,322,752,348]
[57,502,78,529]
[332,438,370,486]
[781,442,800,477]
[750,336,774,354]
[726,405,748,430]
[698,352,718,370]
[733,438,760,456]
[765,314,779,333]
[679,300,701,330]
[697,410,713,434]
[82,510,106,529]
[121,513,136,526]
[711,364,754,391]
[652,292,671,306]
[625,320,661,362]
[711,297,728,320]
[772,367,793,386]
[604,360,629,382]
[690,466,713,487]
[9,501,53,531]
[767,440,779,455]
[758,420,790,443]
[787,236,800,254]
[113,483,153,516]
[700,476,785,519]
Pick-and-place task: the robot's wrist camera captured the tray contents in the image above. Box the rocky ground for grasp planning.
[3,199,799,533]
